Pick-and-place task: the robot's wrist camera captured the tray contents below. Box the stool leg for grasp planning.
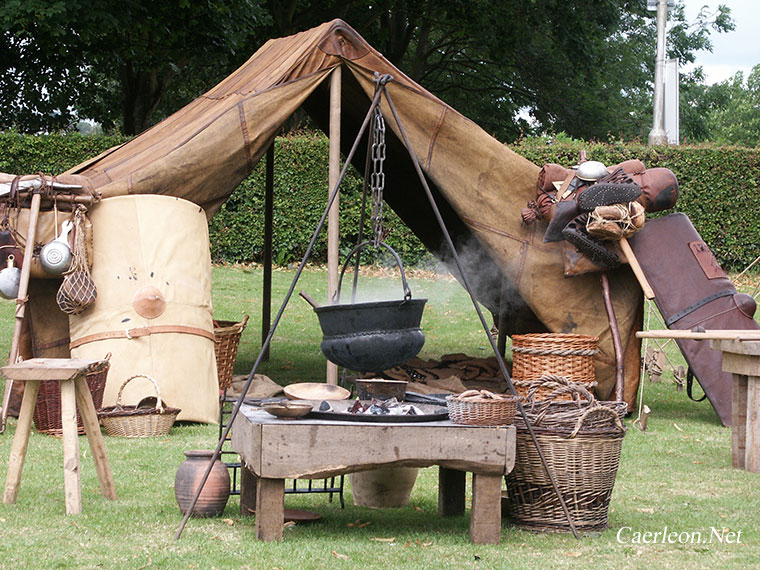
[74,377,117,500]
[3,380,40,505]
[61,379,82,515]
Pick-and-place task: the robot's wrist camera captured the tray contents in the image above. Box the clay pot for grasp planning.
[175,450,230,517]
[349,467,418,509]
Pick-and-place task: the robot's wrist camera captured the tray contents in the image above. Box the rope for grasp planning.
[634,298,654,430]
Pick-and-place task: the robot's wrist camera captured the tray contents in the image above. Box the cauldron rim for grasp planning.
[314,297,427,313]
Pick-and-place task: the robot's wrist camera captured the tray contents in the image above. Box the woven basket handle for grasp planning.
[115,374,164,411]
[522,374,596,412]
[568,405,625,438]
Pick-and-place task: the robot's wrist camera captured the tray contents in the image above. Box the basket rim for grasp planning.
[98,405,181,418]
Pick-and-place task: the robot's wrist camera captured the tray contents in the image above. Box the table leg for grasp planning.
[255,477,284,541]
[240,465,258,516]
[732,374,747,469]
[3,380,40,505]
[438,467,465,516]
[745,376,760,473]
[470,473,502,545]
[61,379,82,515]
[74,376,117,500]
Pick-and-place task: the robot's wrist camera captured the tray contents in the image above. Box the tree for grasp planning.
[0,0,735,142]
[0,0,269,134]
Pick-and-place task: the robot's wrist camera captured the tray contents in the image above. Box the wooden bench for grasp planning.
[231,406,515,544]
[2,358,117,514]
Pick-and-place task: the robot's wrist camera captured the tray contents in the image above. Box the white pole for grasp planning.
[648,0,668,146]
[326,65,341,385]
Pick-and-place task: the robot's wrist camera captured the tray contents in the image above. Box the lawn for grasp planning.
[0,264,757,569]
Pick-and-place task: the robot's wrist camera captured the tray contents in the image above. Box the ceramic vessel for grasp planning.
[349,467,418,508]
[175,450,230,517]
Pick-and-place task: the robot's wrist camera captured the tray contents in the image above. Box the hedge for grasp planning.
[1,132,758,269]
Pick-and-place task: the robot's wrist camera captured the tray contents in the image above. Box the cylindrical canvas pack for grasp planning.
[69,195,218,423]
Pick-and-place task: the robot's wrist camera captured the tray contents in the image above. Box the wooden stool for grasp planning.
[2,358,117,514]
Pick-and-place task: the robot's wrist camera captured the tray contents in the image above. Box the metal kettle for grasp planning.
[40,220,74,276]
[0,255,21,299]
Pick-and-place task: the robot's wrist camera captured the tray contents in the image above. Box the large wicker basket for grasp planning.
[213,315,249,392]
[511,333,598,400]
[505,376,627,533]
[98,375,180,437]
[33,361,110,436]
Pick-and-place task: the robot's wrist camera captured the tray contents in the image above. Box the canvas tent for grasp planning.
[19,19,643,409]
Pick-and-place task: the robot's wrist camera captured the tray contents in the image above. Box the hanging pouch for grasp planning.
[56,206,97,314]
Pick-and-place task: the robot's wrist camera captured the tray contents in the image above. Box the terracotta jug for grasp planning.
[175,450,230,517]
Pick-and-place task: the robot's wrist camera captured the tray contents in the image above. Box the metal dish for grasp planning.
[307,400,448,423]
[261,401,313,419]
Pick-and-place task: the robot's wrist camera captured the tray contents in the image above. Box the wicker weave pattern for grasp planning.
[213,315,249,392]
[512,334,598,400]
[505,374,626,532]
[506,431,624,532]
[33,365,109,436]
[446,395,518,426]
[98,375,180,437]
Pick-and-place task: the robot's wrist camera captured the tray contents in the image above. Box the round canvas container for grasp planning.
[69,195,218,423]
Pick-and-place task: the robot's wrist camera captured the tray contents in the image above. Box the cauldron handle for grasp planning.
[336,240,412,304]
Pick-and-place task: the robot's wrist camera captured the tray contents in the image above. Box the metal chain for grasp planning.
[370,103,386,247]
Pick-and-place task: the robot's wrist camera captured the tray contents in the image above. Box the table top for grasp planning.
[232,404,516,479]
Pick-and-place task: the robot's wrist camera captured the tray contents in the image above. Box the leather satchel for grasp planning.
[628,213,759,426]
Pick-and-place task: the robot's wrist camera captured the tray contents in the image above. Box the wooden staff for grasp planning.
[619,236,655,300]
[600,272,625,402]
[637,329,760,341]
[0,191,42,433]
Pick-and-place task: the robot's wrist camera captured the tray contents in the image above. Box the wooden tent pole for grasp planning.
[0,191,42,434]
[261,143,274,361]
[326,65,341,385]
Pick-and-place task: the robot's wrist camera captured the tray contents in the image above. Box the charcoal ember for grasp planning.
[318,400,333,412]
[367,404,388,415]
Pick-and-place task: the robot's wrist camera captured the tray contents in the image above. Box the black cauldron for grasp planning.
[313,241,426,373]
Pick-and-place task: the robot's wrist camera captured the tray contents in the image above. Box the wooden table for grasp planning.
[231,405,515,544]
[2,358,117,514]
[711,339,760,472]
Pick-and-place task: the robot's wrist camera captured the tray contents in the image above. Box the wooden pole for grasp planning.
[637,330,760,341]
[262,144,274,361]
[326,65,341,385]
[600,272,625,402]
[619,237,655,300]
[0,191,42,433]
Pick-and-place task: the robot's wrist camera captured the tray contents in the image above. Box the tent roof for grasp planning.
[66,19,642,402]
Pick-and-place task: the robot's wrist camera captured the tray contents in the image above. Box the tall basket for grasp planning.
[213,315,249,393]
[504,376,627,533]
[33,360,110,436]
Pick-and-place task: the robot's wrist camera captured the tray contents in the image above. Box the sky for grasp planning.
[682,0,760,84]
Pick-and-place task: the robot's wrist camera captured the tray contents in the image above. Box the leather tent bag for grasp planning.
[628,213,759,426]
[68,195,218,423]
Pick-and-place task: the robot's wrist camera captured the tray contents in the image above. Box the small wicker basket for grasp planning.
[447,393,518,426]
[213,315,249,392]
[98,375,180,437]
[511,333,598,400]
[33,361,110,436]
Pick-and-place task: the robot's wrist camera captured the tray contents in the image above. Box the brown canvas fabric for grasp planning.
[14,19,640,407]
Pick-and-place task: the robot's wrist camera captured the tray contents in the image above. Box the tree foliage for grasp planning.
[0,0,736,142]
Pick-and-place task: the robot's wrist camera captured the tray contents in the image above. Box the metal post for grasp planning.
[648,0,669,146]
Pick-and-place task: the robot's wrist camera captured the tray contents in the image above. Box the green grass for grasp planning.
[0,265,757,569]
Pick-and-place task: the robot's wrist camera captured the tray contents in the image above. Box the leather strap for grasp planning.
[665,288,736,327]
[70,324,215,349]
[686,368,708,402]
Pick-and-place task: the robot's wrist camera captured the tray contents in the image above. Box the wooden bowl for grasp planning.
[283,382,350,401]
[261,401,313,419]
